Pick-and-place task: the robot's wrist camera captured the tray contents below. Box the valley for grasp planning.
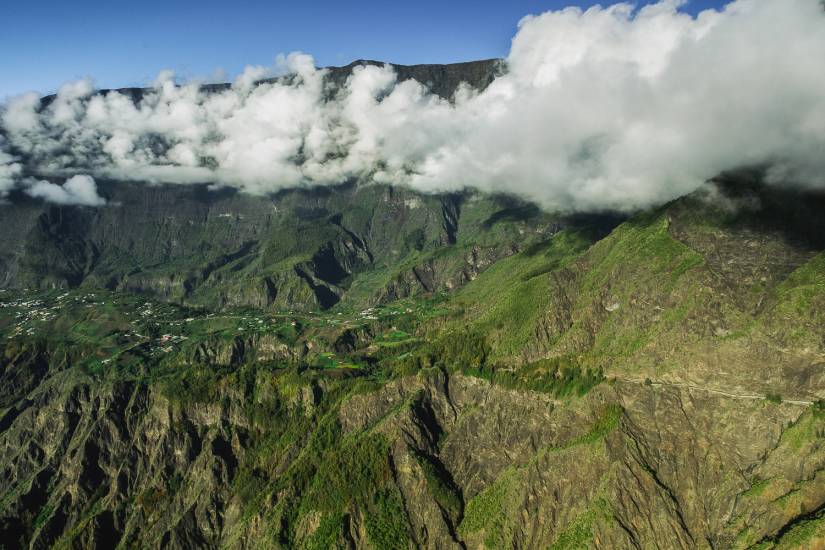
[0,173,824,548]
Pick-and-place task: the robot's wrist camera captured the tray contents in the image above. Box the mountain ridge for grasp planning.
[36,58,504,109]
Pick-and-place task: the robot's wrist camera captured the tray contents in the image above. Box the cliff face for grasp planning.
[321,59,503,100]
[0,350,822,549]
[0,181,564,311]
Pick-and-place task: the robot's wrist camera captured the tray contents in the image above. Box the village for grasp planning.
[0,288,441,372]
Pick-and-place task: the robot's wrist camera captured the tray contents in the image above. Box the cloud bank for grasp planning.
[2,0,825,211]
[25,174,105,206]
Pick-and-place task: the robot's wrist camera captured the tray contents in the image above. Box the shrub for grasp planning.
[364,488,409,550]
[303,432,392,512]
[460,356,605,398]
[304,513,344,550]
[413,451,462,519]
[766,393,783,404]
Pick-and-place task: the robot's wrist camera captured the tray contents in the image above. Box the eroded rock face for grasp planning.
[0,377,238,548]
[1,334,824,550]
[338,372,820,550]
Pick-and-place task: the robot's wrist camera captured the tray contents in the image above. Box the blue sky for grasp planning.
[0,0,727,99]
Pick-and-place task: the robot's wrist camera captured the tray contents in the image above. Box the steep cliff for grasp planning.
[0,182,571,312]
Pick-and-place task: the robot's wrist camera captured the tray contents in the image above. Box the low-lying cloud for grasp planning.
[0,136,22,199]
[25,174,105,206]
[2,0,825,211]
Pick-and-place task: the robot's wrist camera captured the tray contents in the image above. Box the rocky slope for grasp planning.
[0,172,824,549]
[0,343,822,549]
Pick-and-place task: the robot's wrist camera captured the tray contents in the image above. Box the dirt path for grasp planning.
[617,377,815,406]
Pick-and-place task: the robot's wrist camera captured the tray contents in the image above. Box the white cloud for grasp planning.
[233,65,272,91]
[25,174,106,206]
[2,0,825,211]
[0,136,22,198]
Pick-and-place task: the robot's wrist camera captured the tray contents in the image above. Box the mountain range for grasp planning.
[0,60,824,549]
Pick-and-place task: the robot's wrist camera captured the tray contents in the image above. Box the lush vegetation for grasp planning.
[363,488,410,550]
[5,181,825,549]
[459,468,517,547]
[462,357,605,398]
[413,451,463,520]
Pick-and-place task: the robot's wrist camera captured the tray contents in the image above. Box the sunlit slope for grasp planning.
[439,181,825,399]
